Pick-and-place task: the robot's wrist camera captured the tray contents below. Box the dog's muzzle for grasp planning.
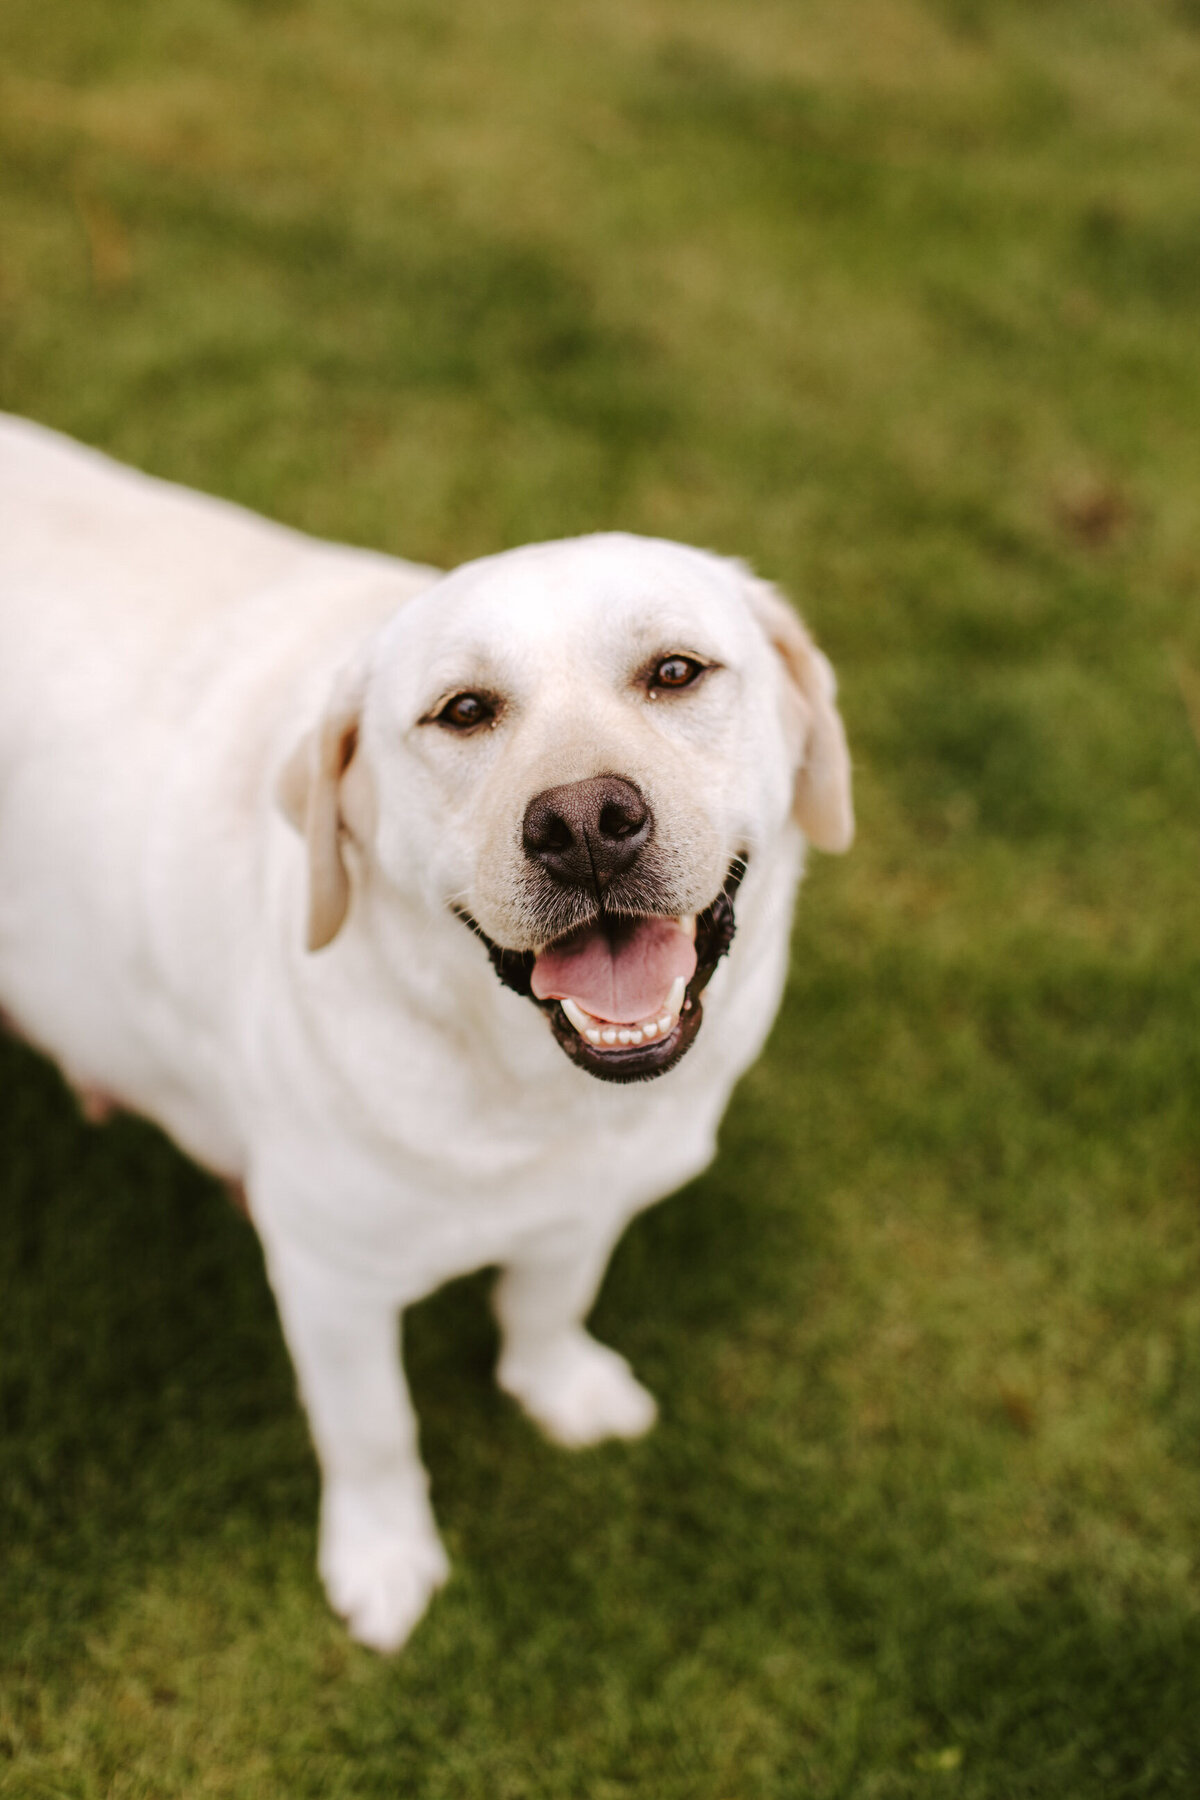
[456,858,746,1084]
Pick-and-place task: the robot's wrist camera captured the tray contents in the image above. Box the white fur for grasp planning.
[0,415,851,1652]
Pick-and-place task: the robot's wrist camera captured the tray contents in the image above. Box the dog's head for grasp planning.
[278,535,852,1083]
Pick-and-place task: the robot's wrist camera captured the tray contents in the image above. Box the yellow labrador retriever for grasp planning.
[0,415,852,1650]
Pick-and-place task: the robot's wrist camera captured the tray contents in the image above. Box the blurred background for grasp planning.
[2,2,1199,1794]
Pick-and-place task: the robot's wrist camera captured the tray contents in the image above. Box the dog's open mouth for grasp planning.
[458,860,745,1084]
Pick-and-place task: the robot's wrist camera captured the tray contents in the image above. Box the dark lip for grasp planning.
[455,857,746,1085]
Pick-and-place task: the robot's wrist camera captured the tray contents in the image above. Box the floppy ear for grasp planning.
[276,658,371,951]
[743,575,854,853]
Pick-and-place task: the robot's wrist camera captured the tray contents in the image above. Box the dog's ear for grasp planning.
[743,574,854,853]
[277,658,372,951]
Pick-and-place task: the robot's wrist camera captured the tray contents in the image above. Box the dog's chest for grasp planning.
[248,1014,731,1297]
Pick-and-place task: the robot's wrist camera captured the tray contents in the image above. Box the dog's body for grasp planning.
[0,415,852,1650]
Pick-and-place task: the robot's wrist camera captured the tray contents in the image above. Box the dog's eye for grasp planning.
[651,655,705,691]
[435,692,495,731]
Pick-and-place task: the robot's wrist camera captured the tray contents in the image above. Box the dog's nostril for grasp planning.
[522,798,574,858]
[598,802,642,841]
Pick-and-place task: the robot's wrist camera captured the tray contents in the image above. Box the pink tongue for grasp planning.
[531,918,697,1024]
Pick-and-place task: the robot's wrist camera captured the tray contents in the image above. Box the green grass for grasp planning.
[3,0,1200,1792]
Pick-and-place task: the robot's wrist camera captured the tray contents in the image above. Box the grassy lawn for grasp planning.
[3,0,1200,1793]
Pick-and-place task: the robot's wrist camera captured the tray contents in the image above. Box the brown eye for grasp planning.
[436,692,494,730]
[651,655,705,691]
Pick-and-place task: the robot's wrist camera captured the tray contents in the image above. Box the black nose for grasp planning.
[522,775,652,893]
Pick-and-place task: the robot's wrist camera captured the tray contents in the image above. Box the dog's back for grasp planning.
[0,416,434,1164]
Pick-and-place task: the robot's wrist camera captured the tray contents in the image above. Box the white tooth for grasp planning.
[657,1015,672,1034]
[586,1028,601,1045]
[680,915,696,939]
[629,1028,643,1045]
[618,1029,632,1045]
[641,1020,658,1040]
[666,975,686,1017]
[602,1028,618,1045]
[561,997,591,1036]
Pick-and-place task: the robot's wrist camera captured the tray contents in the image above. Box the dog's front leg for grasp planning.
[495,1227,658,1448]
[263,1238,448,1652]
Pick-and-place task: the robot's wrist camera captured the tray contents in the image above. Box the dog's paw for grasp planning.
[318,1480,449,1653]
[498,1330,658,1448]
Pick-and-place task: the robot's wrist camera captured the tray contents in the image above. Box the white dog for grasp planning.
[0,415,853,1650]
